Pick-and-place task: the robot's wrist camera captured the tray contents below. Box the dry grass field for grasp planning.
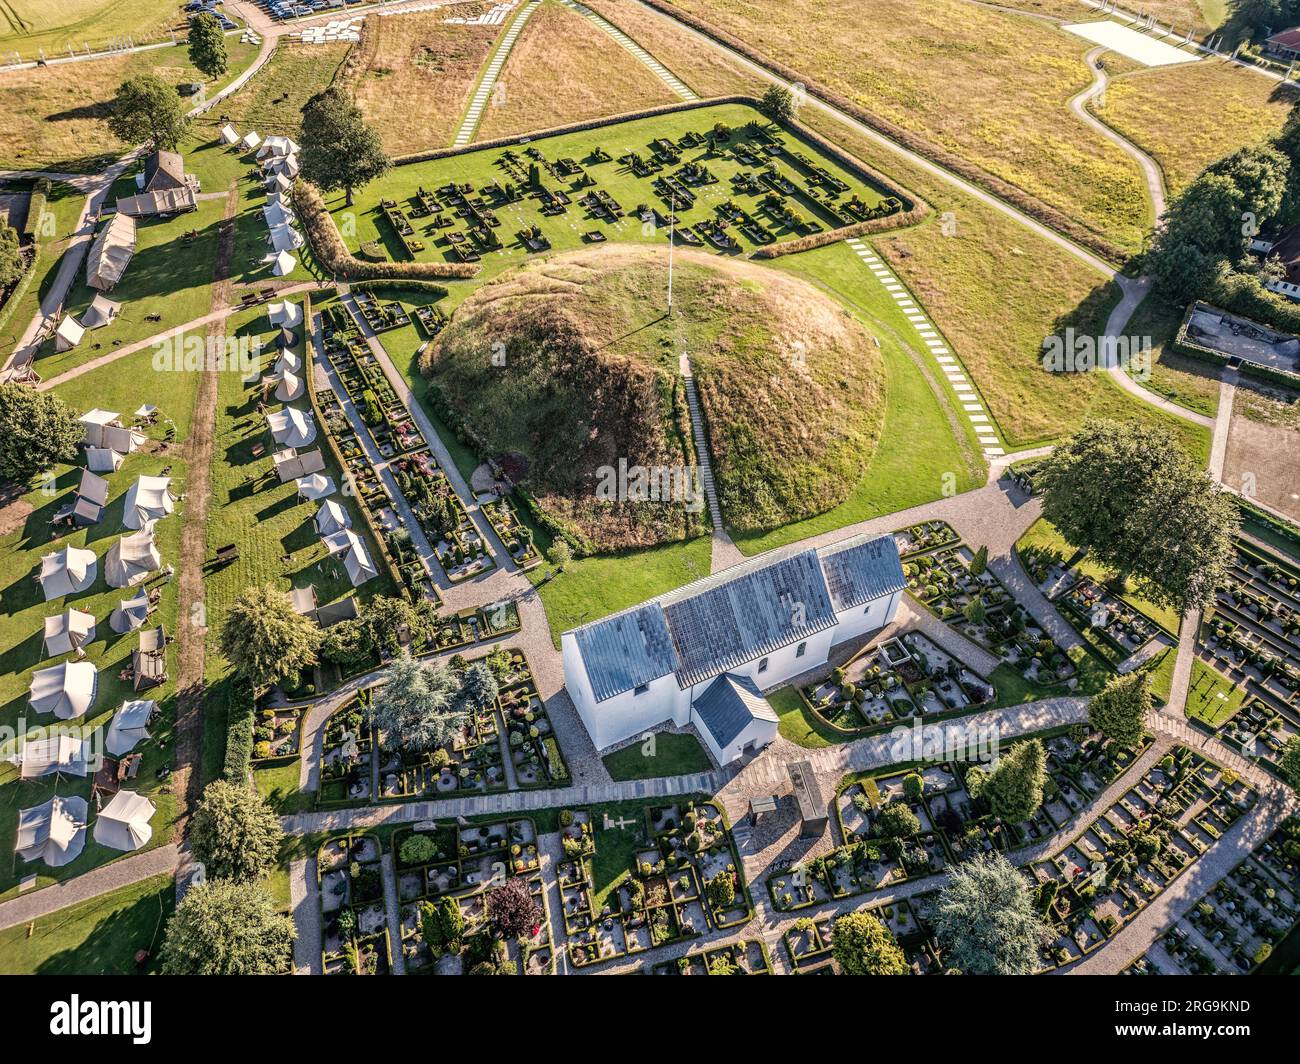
[0,0,184,60]
[1224,384,1300,524]
[1095,58,1297,196]
[663,0,1150,252]
[346,9,502,155]
[999,0,1222,32]
[196,41,352,140]
[0,40,258,172]
[474,1,679,141]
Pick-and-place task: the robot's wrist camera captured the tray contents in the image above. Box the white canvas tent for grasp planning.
[266,173,292,193]
[263,201,296,228]
[105,699,155,757]
[296,473,336,501]
[105,524,162,588]
[257,135,301,160]
[85,212,137,291]
[324,529,378,587]
[266,154,300,180]
[79,408,121,449]
[12,734,90,779]
[269,250,296,276]
[29,661,98,719]
[219,123,240,146]
[16,796,88,866]
[93,790,155,852]
[80,293,121,329]
[268,406,316,448]
[267,224,303,254]
[43,608,96,657]
[109,591,151,634]
[315,499,351,536]
[241,130,262,152]
[54,314,84,352]
[39,546,97,600]
[274,349,302,375]
[86,448,124,473]
[267,300,303,329]
[115,187,198,217]
[271,447,325,483]
[121,475,175,530]
[274,369,304,403]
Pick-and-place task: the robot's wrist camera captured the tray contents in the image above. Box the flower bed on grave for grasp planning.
[389,818,553,975]
[1054,575,1162,667]
[251,705,303,763]
[349,288,411,334]
[651,938,773,974]
[318,832,392,975]
[391,452,495,582]
[894,519,960,558]
[494,648,569,787]
[800,632,994,736]
[1030,746,1257,970]
[477,493,541,569]
[560,800,751,968]
[1214,696,1299,775]
[318,696,374,807]
[424,599,522,653]
[907,543,1075,683]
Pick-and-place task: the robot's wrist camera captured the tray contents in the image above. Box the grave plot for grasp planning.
[251,704,303,763]
[894,519,961,558]
[476,492,542,569]
[496,648,570,787]
[782,898,934,975]
[800,631,994,735]
[907,543,1076,685]
[318,696,374,806]
[1030,747,1257,969]
[1137,853,1299,975]
[390,818,553,975]
[335,103,900,270]
[425,599,522,652]
[650,938,774,975]
[318,832,392,975]
[1216,698,1299,776]
[1253,815,1300,893]
[1199,539,1300,743]
[782,914,835,973]
[1053,575,1165,668]
[560,801,752,968]
[1036,730,1153,829]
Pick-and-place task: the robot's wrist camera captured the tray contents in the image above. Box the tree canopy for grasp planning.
[933,852,1047,974]
[983,738,1047,823]
[107,74,190,151]
[0,384,82,485]
[759,84,796,123]
[1089,672,1152,748]
[832,910,908,975]
[218,584,321,691]
[189,780,284,882]
[1280,736,1300,794]
[365,650,465,755]
[299,87,390,206]
[160,880,295,974]
[485,876,540,940]
[187,12,228,78]
[1039,419,1238,612]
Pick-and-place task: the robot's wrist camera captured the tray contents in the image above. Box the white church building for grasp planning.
[561,533,905,765]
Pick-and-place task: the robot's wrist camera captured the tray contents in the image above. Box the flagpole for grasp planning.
[667,190,675,317]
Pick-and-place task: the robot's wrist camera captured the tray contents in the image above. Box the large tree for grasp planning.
[187,12,228,78]
[107,74,190,151]
[983,738,1047,823]
[218,584,321,691]
[299,87,390,206]
[160,880,294,974]
[0,383,82,484]
[1039,419,1239,612]
[758,84,795,123]
[1089,672,1152,748]
[933,852,1048,974]
[189,780,284,882]
[365,650,464,755]
[485,876,540,940]
[832,910,908,975]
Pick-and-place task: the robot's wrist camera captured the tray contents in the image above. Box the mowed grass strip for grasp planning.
[474,0,679,142]
[602,731,713,779]
[344,10,501,156]
[0,41,259,172]
[662,0,1149,251]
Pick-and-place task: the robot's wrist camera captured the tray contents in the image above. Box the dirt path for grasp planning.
[170,182,239,854]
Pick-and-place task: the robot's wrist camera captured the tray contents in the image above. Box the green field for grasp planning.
[0,0,186,60]
[602,731,714,780]
[0,871,173,974]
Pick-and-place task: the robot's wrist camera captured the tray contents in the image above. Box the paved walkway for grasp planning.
[560,0,698,100]
[1208,371,1237,481]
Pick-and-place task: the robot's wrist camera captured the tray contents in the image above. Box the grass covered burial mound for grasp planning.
[421,245,883,551]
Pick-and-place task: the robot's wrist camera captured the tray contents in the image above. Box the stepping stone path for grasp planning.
[560,0,698,101]
[453,0,543,148]
[845,239,1005,460]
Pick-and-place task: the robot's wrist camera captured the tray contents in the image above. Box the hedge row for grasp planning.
[222,678,257,782]
[752,203,926,258]
[291,181,480,281]
[21,177,50,242]
[349,279,449,299]
[636,0,1128,266]
[1236,497,1300,549]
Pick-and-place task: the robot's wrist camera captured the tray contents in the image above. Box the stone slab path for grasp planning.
[453,0,541,148]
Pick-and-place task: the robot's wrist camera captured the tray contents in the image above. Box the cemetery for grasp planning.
[318,832,392,976]
[651,938,773,974]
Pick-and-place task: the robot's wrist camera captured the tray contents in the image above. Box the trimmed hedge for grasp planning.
[291,181,480,281]
[350,279,448,299]
[222,678,257,782]
[635,0,1129,266]
[752,203,926,258]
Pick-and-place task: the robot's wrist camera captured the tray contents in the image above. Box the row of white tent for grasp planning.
[264,300,305,402]
[7,700,155,780]
[39,521,164,601]
[16,789,156,866]
[219,124,303,275]
[79,408,149,473]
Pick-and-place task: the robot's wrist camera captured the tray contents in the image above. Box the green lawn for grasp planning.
[1183,657,1246,729]
[0,179,86,354]
[0,872,173,974]
[602,731,713,780]
[768,685,837,749]
[1123,293,1221,420]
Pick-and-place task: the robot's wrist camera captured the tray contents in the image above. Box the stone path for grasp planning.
[288,857,321,975]
[845,237,1005,459]
[677,353,743,573]
[559,0,698,100]
[379,852,407,974]
[1208,371,1237,481]
[452,0,542,148]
